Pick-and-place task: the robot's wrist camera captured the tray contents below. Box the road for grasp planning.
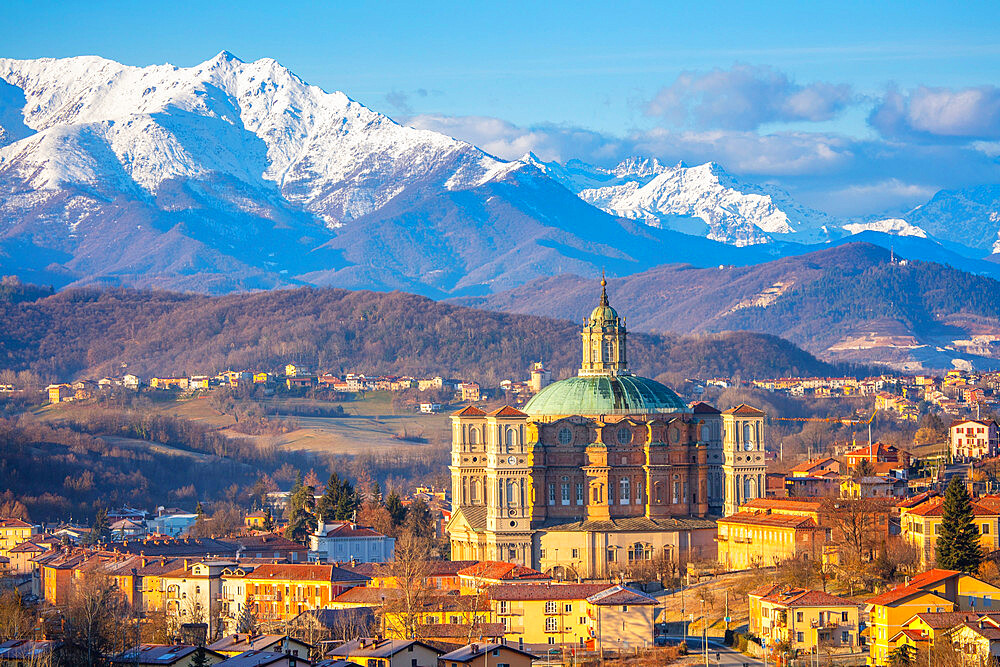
[662,636,764,667]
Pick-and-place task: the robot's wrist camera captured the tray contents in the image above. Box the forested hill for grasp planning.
[454,243,1000,369]
[0,284,865,384]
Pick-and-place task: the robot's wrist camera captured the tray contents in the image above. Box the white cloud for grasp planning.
[869,85,1000,140]
[646,64,854,130]
[403,113,624,163]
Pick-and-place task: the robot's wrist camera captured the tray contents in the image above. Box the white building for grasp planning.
[951,419,1000,461]
[147,513,198,537]
[308,520,394,564]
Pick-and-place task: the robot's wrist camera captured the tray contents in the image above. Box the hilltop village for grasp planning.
[4,284,1000,667]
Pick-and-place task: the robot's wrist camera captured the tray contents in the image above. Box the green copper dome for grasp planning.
[523,374,689,417]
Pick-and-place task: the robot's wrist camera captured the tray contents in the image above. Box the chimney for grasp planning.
[471,644,479,654]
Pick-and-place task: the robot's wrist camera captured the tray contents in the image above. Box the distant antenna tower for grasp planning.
[890,244,895,264]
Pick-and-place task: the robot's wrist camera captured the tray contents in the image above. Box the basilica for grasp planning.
[445,278,767,579]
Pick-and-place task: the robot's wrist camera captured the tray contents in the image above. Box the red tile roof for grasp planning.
[757,586,858,608]
[245,564,364,583]
[690,402,721,414]
[488,583,615,601]
[489,406,527,418]
[456,561,549,582]
[717,512,819,529]
[453,406,486,417]
[0,519,32,529]
[907,569,960,588]
[722,404,765,416]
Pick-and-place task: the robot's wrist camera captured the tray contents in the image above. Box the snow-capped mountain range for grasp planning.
[0,52,998,295]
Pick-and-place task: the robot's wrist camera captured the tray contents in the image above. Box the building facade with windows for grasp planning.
[446,279,765,579]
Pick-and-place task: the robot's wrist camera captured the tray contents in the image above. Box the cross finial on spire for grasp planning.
[599,270,608,305]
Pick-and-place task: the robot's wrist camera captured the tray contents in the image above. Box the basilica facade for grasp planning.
[446,278,766,579]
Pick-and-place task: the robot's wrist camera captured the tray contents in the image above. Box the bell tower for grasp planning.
[579,274,628,377]
[721,404,767,516]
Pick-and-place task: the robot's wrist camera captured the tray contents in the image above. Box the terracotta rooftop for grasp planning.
[722,404,765,416]
[690,402,721,414]
[244,564,364,583]
[757,586,858,608]
[489,406,528,418]
[488,583,620,602]
[453,406,486,417]
[456,561,549,582]
[717,511,820,529]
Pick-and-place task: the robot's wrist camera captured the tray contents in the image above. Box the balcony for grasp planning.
[811,619,840,629]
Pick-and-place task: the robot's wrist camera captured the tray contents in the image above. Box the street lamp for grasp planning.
[700,598,708,667]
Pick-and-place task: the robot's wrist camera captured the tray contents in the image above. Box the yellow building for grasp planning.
[889,610,983,655]
[149,377,190,390]
[749,584,863,652]
[46,383,73,403]
[488,583,657,652]
[0,519,35,560]
[899,496,1000,568]
[241,563,367,625]
[716,511,826,569]
[866,569,1000,666]
[448,279,764,577]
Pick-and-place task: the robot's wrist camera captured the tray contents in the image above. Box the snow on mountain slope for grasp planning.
[523,154,835,246]
[0,52,515,228]
[841,218,927,238]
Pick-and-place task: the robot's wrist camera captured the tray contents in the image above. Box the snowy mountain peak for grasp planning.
[611,156,665,179]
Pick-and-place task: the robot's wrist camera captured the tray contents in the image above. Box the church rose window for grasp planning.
[617,429,631,445]
[558,428,572,445]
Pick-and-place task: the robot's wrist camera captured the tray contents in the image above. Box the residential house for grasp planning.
[487,583,657,652]
[0,639,62,666]
[327,638,442,667]
[344,560,478,592]
[900,495,1000,568]
[229,534,307,562]
[455,561,549,593]
[215,652,310,667]
[162,560,237,638]
[457,383,481,402]
[789,457,843,478]
[749,584,863,652]
[866,569,1000,666]
[240,564,367,625]
[46,383,73,403]
[839,476,908,499]
[845,442,911,469]
[146,513,198,537]
[207,636,312,659]
[437,643,536,667]
[7,537,51,575]
[111,645,225,666]
[245,512,268,529]
[150,377,190,390]
[190,376,212,390]
[0,519,36,561]
[285,364,308,377]
[286,376,316,390]
[946,616,1000,663]
[309,520,395,564]
[950,420,1000,461]
[716,511,826,569]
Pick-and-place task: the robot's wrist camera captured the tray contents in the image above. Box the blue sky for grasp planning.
[5,0,1000,215]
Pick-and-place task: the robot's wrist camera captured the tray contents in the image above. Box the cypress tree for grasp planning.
[936,476,983,573]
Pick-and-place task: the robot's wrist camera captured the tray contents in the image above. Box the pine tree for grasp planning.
[235,596,258,633]
[936,476,983,573]
[262,507,274,531]
[386,491,407,527]
[284,482,317,544]
[85,507,110,545]
[195,501,205,518]
[190,648,212,667]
